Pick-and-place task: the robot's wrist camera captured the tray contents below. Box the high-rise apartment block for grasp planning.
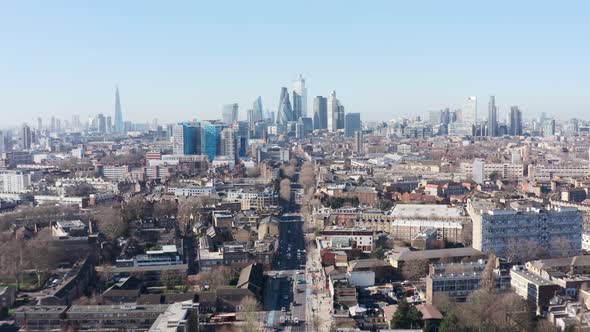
[468,200,582,259]
[172,122,201,155]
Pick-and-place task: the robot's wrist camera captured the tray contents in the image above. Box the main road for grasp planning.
[264,213,308,331]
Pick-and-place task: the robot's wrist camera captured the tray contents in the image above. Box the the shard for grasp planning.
[114,86,124,133]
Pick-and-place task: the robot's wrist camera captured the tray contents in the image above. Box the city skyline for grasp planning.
[1,2,590,127]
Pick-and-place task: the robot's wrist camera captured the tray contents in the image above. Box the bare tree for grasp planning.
[246,166,260,178]
[461,222,473,246]
[240,296,260,332]
[95,205,128,241]
[65,183,96,197]
[550,236,576,258]
[281,164,296,179]
[177,197,213,236]
[505,239,548,263]
[26,228,66,286]
[122,196,151,222]
[153,200,177,221]
[160,270,185,289]
[299,161,315,191]
[481,253,497,293]
[279,178,292,202]
[401,258,429,281]
[0,238,23,286]
[188,266,233,291]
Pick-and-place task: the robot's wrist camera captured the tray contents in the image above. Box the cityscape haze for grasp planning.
[1,2,590,128]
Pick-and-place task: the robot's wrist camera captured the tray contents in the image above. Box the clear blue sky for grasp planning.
[1,1,589,128]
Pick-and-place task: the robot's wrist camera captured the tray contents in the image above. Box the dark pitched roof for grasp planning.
[136,294,163,305]
[236,263,264,290]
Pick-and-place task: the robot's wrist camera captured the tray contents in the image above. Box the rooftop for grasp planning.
[390,204,463,219]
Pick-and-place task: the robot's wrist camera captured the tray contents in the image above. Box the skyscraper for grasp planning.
[172,122,201,155]
[345,113,361,137]
[202,122,223,161]
[292,91,302,121]
[313,96,327,130]
[72,115,81,130]
[106,116,113,133]
[97,113,106,134]
[293,74,307,118]
[337,105,345,130]
[114,86,124,133]
[463,96,477,126]
[276,87,292,126]
[509,106,523,136]
[220,127,238,162]
[222,103,239,124]
[0,131,5,154]
[327,91,342,132]
[544,119,556,137]
[487,96,498,137]
[21,124,32,150]
[253,96,264,122]
[354,130,363,154]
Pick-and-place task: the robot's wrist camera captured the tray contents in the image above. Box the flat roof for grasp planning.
[511,268,556,286]
[390,204,463,219]
[148,302,193,332]
[68,304,170,314]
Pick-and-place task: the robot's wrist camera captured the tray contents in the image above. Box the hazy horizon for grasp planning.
[1,1,589,127]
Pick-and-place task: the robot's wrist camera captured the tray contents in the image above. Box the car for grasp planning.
[293,317,299,325]
[283,295,289,300]
[281,307,286,312]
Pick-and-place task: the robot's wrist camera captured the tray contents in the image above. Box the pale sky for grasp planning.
[1,1,589,128]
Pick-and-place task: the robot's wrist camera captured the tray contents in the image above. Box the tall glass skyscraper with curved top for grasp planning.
[253,96,263,121]
[276,87,292,125]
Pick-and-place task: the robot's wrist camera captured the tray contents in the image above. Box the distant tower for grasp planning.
[222,103,239,124]
[473,159,485,184]
[114,86,124,133]
[97,114,107,134]
[0,131,5,154]
[293,74,307,118]
[327,91,342,132]
[313,96,327,130]
[21,124,32,150]
[253,96,264,122]
[509,106,523,136]
[463,96,477,125]
[276,87,292,126]
[354,130,364,154]
[345,113,361,137]
[487,96,498,137]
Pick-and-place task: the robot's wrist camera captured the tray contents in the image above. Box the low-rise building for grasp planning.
[425,260,511,305]
[510,266,561,315]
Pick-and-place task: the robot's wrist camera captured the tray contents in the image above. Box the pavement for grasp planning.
[304,233,334,332]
